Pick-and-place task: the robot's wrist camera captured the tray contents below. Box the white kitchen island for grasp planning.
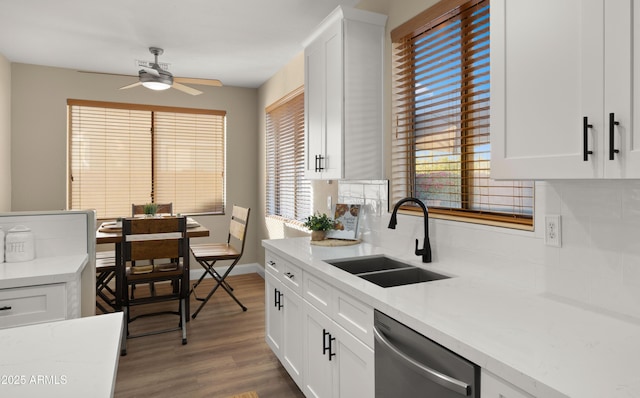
[263,237,640,398]
[0,312,123,398]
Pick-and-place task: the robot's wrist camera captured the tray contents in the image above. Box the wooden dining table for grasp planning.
[96,218,209,319]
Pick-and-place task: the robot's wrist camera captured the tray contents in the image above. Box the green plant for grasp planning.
[143,203,158,215]
[303,212,336,231]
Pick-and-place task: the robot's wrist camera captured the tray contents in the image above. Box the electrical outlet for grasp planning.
[545,215,562,247]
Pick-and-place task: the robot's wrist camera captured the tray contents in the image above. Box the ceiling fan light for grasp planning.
[142,81,171,91]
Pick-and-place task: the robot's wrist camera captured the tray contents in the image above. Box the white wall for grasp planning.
[0,53,10,212]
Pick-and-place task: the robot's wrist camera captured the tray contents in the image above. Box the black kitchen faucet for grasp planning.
[388,197,432,263]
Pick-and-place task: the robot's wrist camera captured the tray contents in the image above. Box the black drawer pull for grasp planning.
[583,116,593,161]
[0,306,12,311]
[609,112,620,160]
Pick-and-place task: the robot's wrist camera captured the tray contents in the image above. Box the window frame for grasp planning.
[67,99,226,219]
[390,0,534,230]
[265,86,311,227]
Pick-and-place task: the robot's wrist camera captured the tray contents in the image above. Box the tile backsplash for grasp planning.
[339,179,640,320]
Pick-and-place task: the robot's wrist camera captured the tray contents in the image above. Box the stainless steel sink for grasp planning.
[326,255,413,274]
[358,267,449,288]
[325,255,449,288]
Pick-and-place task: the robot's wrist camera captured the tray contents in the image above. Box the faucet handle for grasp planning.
[414,239,423,255]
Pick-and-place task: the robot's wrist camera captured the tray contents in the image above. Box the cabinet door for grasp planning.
[608,0,640,178]
[281,284,304,386]
[304,17,343,180]
[322,18,344,180]
[491,0,604,179]
[303,301,334,398]
[305,35,326,179]
[333,324,374,398]
[265,272,283,355]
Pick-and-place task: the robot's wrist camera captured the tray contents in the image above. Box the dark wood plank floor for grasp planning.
[106,273,305,398]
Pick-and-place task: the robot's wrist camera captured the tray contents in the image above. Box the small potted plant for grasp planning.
[143,203,158,217]
[303,212,335,241]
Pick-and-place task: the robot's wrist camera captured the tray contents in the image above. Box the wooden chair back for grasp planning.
[121,217,187,263]
[228,205,250,256]
[131,202,173,216]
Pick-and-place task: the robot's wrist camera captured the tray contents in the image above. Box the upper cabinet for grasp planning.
[303,6,387,180]
[491,0,640,179]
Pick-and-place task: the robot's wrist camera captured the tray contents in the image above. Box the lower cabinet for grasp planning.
[482,369,536,398]
[303,300,374,398]
[265,270,304,386]
[264,249,374,397]
[0,283,67,329]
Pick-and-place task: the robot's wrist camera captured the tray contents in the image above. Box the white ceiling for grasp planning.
[0,0,359,88]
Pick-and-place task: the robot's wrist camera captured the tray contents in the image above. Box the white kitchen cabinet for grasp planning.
[265,248,374,397]
[265,268,304,387]
[0,284,67,328]
[491,0,640,179]
[303,6,386,180]
[303,300,374,398]
[482,369,536,398]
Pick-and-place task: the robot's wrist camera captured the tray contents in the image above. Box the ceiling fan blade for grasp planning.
[78,70,136,78]
[174,77,223,87]
[172,82,203,96]
[120,82,142,90]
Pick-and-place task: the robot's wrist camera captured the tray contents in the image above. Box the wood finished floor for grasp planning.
[105,273,305,398]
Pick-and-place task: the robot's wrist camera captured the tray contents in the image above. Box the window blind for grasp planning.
[265,87,311,223]
[68,99,226,219]
[391,0,533,227]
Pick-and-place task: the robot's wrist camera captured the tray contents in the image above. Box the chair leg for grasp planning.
[121,308,128,356]
[191,261,247,319]
[181,298,187,345]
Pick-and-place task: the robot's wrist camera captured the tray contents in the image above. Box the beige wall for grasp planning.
[10,63,261,264]
[0,53,10,212]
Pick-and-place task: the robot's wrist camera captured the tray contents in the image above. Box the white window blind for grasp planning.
[68,100,226,219]
[391,0,533,227]
[266,87,311,223]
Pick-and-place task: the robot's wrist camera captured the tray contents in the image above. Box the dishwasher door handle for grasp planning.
[374,327,471,396]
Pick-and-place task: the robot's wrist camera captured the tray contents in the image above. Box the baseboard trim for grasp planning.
[189,262,264,281]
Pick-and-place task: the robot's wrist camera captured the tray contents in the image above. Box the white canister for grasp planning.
[5,226,35,262]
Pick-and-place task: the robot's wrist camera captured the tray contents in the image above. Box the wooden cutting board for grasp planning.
[310,238,361,247]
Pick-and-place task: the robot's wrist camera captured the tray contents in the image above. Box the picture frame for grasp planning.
[326,204,361,240]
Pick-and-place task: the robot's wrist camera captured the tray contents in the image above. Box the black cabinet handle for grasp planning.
[284,272,294,279]
[322,328,336,361]
[609,112,620,160]
[315,155,325,172]
[0,306,11,311]
[274,288,283,310]
[583,116,593,161]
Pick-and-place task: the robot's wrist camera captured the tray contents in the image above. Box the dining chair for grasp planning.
[190,205,250,319]
[118,216,190,355]
[95,250,116,313]
[130,202,173,297]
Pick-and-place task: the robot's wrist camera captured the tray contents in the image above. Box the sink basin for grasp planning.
[326,255,412,274]
[358,267,449,288]
[325,255,450,288]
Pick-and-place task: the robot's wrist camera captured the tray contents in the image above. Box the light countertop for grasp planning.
[263,237,640,398]
[0,254,88,289]
[0,312,123,398]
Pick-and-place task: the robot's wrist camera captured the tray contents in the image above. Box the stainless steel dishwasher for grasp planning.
[374,310,479,397]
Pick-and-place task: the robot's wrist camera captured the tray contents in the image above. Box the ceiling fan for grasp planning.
[117,47,222,95]
[79,47,222,95]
